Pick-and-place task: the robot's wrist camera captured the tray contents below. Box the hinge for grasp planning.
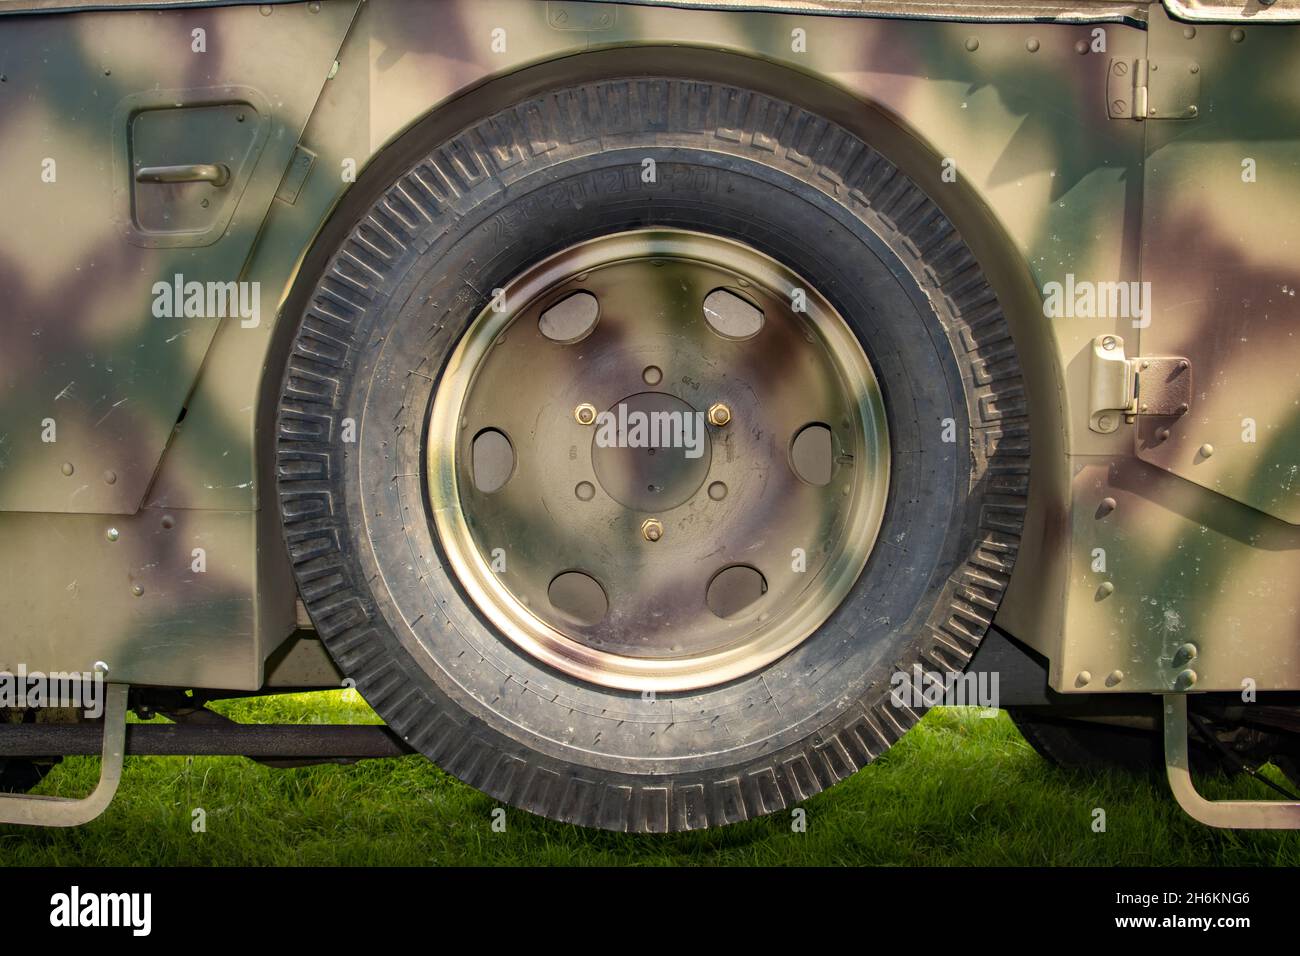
[1107,57,1202,120]
[1089,335,1193,433]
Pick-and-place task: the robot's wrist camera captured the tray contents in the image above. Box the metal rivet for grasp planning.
[1075,39,1089,54]
[641,517,663,542]
[1174,642,1199,665]
[1097,581,1115,598]
[1175,668,1198,690]
[1189,105,1199,117]
[965,36,979,52]
[1106,670,1124,687]
[105,527,119,542]
[1157,427,1171,443]
[60,462,74,476]
[1189,63,1199,74]
[575,481,595,501]
[94,661,109,674]
[1076,670,1092,687]
[1026,37,1040,52]
[131,585,144,597]
[1097,497,1117,517]
[1183,25,1196,39]
[1198,443,1215,458]
[1231,28,1245,42]
[707,403,732,427]
[103,470,117,485]
[574,403,598,426]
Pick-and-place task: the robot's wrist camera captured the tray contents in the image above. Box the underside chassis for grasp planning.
[4,628,1299,827]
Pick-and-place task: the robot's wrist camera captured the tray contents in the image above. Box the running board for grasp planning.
[0,683,127,827]
[1164,694,1300,829]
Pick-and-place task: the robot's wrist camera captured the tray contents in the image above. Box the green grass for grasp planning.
[2,692,1296,866]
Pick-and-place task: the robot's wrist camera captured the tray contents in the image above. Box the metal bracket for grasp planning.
[547,1,617,30]
[1107,56,1202,120]
[0,683,127,827]
[1164,695,1300,829]
[1088,335,1192,433]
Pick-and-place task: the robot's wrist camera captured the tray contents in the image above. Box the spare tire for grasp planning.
[277,78,1027,831]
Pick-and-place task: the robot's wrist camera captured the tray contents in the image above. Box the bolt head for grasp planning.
[707,403,732,427]
[574,403,598,426]
[641,518,664,542]
[105,527,119,542]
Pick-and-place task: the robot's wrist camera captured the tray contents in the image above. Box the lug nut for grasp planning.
[574,403,598,426]
[707,403,732,427]
[641,517,663,542]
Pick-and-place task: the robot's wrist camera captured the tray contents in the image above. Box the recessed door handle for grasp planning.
[135,163,230,187]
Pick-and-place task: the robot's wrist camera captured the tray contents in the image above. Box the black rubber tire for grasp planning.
[277,78,1028,831]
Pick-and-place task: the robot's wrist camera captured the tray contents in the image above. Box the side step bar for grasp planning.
[1164,694,1300,829]
[0,683,128,828]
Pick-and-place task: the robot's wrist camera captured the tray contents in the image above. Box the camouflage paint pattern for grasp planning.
[0,0,1295,694]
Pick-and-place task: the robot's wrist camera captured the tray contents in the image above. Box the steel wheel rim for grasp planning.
[427,229,889,692]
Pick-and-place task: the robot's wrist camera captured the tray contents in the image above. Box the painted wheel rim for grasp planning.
[427,229,889,692]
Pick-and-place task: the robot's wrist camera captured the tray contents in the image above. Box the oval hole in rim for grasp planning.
[539,291,599,343]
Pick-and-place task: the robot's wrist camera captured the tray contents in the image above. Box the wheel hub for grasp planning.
[427,230,889,691]
[590,391,712,511]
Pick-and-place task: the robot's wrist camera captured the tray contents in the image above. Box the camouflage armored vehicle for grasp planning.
[1,0,1299,832]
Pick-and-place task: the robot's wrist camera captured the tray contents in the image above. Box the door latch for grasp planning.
[1089,335,1193,433]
